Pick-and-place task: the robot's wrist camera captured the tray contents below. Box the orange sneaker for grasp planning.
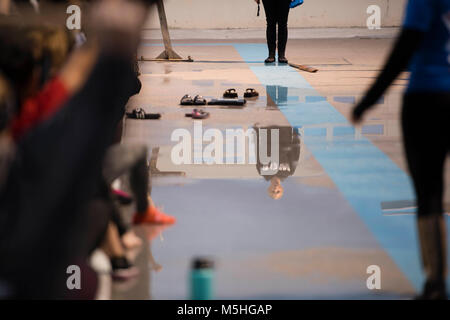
[133,206,176,225]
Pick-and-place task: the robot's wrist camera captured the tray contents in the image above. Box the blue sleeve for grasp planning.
[403,0,434,32]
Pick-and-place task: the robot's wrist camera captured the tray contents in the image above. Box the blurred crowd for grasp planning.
[0,0,176,299]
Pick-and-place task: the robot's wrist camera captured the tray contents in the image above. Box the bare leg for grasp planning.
[101,222,125,259]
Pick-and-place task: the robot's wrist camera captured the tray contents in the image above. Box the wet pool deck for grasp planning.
[112,36,450,300]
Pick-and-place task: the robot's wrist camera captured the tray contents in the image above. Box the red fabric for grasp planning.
[11,76,69,140]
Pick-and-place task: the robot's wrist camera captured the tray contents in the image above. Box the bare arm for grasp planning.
[0,0,11,15]
[57,43,99,95]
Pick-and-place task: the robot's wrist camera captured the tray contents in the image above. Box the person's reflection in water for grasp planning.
[144,225,168,273]
[112,147,173,299]
[112,224,167,299]
[254,126,301,199]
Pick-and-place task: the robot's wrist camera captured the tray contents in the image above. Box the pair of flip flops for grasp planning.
[223,88,259,99]
[185,109,210,119]
[126,108,161,120]
[180,94,207,105]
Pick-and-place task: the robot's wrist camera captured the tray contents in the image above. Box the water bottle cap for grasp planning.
[192,257,214,269]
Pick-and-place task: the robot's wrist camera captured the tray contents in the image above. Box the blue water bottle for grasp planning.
[190,257,214,300]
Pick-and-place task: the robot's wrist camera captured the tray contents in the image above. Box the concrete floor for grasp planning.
[110,36,450,300]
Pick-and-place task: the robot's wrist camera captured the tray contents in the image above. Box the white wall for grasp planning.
[144,0,407,29]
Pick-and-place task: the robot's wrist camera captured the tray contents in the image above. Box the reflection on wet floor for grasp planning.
[149,178,413,299]
[254,125,300,200]
[111,225,171,300]
[116,40,450,300]
[113,134,416,299]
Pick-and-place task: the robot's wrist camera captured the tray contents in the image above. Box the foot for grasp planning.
[264,56,275,64]
[415,280,447,300]
[121,230,142,250]
[133,206,176,225]
[110,257,139,281]
[278,56,288,64]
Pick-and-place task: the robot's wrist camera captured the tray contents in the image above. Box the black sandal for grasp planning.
[244,88,259,98]
[180,94,194,105]
[126,108,161,120]
[193,95,207,105]
[278,56,288,64]
[223,89,238,99]
[265,56,275,64]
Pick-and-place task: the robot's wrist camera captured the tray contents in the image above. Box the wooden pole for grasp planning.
[155,0,182,60]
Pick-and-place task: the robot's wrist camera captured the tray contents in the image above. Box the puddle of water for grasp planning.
[148,178,412,299]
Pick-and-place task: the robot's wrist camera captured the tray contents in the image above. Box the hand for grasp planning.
[254,0,260,4]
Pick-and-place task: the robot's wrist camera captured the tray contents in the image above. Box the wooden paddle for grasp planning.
[140,55,194,62]
[289,62,318,73]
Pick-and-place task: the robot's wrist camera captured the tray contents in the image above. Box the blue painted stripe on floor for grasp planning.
[362,125,385,135]
[234,43,424,291]
[306,96,328,103]
[334,96,356,104]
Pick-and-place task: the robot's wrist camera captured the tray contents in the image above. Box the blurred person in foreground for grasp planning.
[2,1,174,287]
[352,0,450,300]
[0,0,156,299]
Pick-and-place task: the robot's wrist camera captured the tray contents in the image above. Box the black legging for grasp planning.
[402,92,450,217]
[262,0,291,57]
[402,92,449,291]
